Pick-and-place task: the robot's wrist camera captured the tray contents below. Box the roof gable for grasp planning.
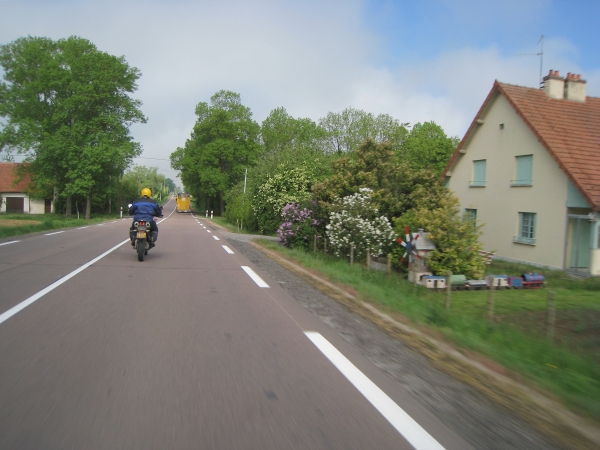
[444,80,600,211]
[0,163,31,193]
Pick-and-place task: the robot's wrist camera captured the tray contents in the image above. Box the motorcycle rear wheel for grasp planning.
[137,240,145,261]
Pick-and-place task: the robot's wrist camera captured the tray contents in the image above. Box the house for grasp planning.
[0,163,53,214]
[443,71,600,276]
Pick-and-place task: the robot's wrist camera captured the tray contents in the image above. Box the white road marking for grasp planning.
[78,226,89,229]
[212,235,220,241]
[241,266,269,288]
[45,231,65,236]
[0,239,129,326]
[0,241,20,247]
[222,245,234,254]
[304,332,445,450]
[207,230,211,233]
[96,224,105,226]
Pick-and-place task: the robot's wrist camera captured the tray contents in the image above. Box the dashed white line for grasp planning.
[212,235,220,241]
[304,332,445,450]
[207,230,211,233]
[222,245,234,254]
[241,266,269,288]
[78,226,89,230]
[0,241,19,247]
[0,240,129,326]
[45,231,65,236]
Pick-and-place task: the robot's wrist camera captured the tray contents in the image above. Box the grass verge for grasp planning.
[256,239,600,423]
[0,213,125,239]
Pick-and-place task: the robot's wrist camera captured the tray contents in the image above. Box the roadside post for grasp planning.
[446,270,452,309]
[547,291,556,341]
[487,275,495,321]
[120,206,123,219]
[211,210,213,219]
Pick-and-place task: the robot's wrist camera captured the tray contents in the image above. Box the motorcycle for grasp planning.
[132,219,154,261]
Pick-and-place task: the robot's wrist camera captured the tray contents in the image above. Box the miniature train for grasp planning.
[419,273,546,290]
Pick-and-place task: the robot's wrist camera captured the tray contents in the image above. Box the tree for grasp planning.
[171,90,260,215]
[400,121,457,174]
[393,193,486,279]
[314,138,448,221]
[0,36,146,218]
[119,165,167,202]
[261,107,327,154]
[318,107,408,154]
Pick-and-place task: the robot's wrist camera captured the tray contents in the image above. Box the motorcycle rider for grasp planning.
[129,188,163,247]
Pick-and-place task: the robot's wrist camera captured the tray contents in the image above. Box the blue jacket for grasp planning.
[129,197,162,222]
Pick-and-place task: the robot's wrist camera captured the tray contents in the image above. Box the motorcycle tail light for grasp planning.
[139,221,145,226]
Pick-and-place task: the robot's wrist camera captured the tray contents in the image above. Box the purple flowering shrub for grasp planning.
[277,203,319,250]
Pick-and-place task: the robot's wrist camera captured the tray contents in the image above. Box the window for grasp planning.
[470,160,486,187]
[514,212,536,245]
[464,209,477,224]
[512,155,533,186]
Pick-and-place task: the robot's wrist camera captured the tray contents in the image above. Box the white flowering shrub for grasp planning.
[326,188,396,259]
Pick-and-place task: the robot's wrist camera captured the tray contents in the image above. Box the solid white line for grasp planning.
[45,231,65,236]
[241,266,269,288]
[212,235,220,241]
[304,332,445,450]
[0,241,20,247]
[222,245,234,254]
[0,239,129,326]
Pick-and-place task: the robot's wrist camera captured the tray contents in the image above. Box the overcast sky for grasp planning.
[2,0,599,184]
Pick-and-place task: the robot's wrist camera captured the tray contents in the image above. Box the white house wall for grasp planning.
[448,93,569,269]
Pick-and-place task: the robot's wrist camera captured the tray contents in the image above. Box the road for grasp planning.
[0,198,557,449]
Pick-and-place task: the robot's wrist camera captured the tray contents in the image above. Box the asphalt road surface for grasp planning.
[0,198,558,449]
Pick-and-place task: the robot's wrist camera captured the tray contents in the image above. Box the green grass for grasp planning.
[208,216,244,234]
[0,213,125,239]
[256,239,600,421]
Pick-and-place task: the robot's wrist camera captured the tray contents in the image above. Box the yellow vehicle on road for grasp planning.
[175,192,191,213]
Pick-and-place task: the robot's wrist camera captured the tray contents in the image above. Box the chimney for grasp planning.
[564,72,586,102]
[543,70,564,99]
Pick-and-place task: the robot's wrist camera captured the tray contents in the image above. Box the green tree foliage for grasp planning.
[0,36,146,219]
[261,107,327,154]
[400,121,457,174]
[393,192,486,278]
[171,90,260,215]
[314,138,448,221]
[318,107,408,154]
[118,165,168,203]
[225,108,333,233]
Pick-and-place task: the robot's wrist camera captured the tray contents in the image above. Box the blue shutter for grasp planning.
[471,160,486,186]
[514,155,533,185]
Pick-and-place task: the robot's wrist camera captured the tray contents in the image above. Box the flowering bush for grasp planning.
[277,203,319,250]
[326,188,396,259]
[252,166,315,235]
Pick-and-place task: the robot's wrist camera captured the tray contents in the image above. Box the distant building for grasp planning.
[443,71,600,276]
[0,163,53,214]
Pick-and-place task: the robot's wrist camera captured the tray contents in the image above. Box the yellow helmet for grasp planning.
[141,187,152,198]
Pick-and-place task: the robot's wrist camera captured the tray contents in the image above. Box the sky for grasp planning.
[1,0,599,185]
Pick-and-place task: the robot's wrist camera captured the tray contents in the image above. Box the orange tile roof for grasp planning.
[444,80,600,211]
[0,163,31,193]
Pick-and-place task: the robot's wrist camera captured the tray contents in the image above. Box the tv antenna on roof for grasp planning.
[518,35,544,88]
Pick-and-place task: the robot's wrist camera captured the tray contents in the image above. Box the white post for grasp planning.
[211,210,213,219]
[120,206,123,218]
